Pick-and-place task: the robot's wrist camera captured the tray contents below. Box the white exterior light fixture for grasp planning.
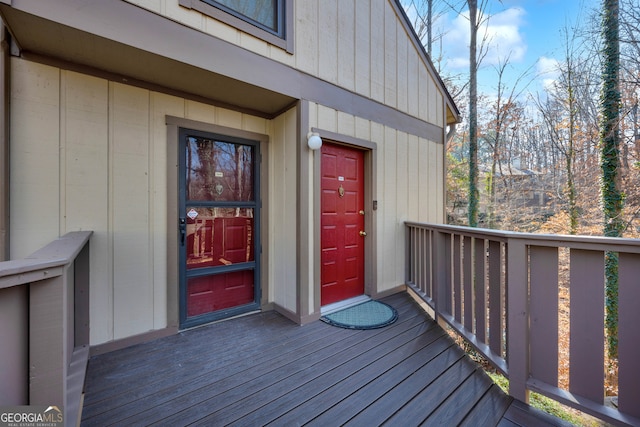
[307,132,322,150]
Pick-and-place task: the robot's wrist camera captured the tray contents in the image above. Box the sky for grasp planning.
[420,0,600,98]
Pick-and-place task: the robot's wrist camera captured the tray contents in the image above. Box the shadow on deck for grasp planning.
[81,292,572,426]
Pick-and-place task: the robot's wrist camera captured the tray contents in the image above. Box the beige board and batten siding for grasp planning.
[124,0,444,127]
[308,103,444,296]
[269,107,299,315]
[9,58,297,345]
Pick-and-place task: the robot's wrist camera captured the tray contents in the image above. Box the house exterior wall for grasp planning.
[124,0,445,127]
[4,0,454,346]
[10,58,296,344]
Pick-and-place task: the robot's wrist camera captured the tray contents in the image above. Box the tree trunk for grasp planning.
[468,0,479,227]
[600,0,623,360]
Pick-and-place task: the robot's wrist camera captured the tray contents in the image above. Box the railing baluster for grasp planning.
[474,238,486,342]
[425,229,432,299]
[569,249,605,404]
[453,234,462,323]
[618,252,640,418]
[463,235,473,332]
[488,240,503,359]
[529,246,559,387]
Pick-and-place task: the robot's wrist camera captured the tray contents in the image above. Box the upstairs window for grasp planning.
[180,0,292,52]
[206,0,283,38]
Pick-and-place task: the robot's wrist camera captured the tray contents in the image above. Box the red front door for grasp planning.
[321,143,366,306]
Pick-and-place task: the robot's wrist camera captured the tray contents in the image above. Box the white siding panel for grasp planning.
[318,0,338,84]
[240,31,270,57]
[397,29,409,114]
[60,71,112,344]
[295,0,319,76]
[395,131,408,284]
[428,76,440,125]
[10,60,60,258]
[407,43,419,118]
[381,127,397,289]
[419,64,429,124]
[337,111,355,137]
[270,108,297,312]
[355,0,371,98]
[149,92,185,329]
[435,91,444,126]
[384,5,397,108]
[370,2,385,103]
[435,142,444,221]
[355,116,371,141]
[204,15,240,45]
[337,0,356,91]
[110,83,153,339]
[317,105,337,133]
[125,0,161,13]
[242,114,269,135]
[428,139,438,221]
[407,135,419,220]
[418,139,430,222]
[217,108,243,129]
[185,99,217,124]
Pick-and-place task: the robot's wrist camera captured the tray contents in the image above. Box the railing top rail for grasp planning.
[406,221,640,252]
[0,231,93,289]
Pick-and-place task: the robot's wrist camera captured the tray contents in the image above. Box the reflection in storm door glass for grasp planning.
[186,138,254,202]
[186,207,255,269]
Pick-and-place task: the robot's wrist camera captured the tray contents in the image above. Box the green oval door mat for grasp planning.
[320,300,398,330]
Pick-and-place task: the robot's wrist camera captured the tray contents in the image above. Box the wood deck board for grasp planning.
[460,384,514,426]
[151,302,427,426]
[258,328,449,426]
[82,320,345,419]
[81,292,569,427]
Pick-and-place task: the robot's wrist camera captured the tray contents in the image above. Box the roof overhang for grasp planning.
[0,0,297,118]
[0,0,451,140]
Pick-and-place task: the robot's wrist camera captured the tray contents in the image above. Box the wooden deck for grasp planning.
[81,292,572,426]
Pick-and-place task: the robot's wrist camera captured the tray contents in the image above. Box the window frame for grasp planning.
[179,0,294,53]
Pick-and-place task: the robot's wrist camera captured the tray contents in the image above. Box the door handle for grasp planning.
[179,218,186,246]
[359,230,367,237]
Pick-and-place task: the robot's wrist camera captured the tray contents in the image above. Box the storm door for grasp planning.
[179,128,260,328]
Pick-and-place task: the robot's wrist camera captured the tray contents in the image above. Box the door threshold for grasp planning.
[321,295,370,316]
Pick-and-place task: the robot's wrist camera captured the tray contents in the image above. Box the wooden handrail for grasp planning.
[405,222,640,427]
[0,231,92,426]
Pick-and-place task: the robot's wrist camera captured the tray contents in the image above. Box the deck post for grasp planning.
[29,271,68,409]
[506,237,529,403]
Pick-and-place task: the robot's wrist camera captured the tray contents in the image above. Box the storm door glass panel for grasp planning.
[186,138,254,202]
[185,207,254,269]
[180,132,259,328]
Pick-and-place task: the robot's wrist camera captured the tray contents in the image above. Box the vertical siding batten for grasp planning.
[395,131,408,285]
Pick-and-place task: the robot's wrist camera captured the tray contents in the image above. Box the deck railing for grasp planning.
[405,222,640,427]
[0,231,92,426]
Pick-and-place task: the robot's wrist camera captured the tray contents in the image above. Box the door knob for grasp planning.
[359,230,367,237]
